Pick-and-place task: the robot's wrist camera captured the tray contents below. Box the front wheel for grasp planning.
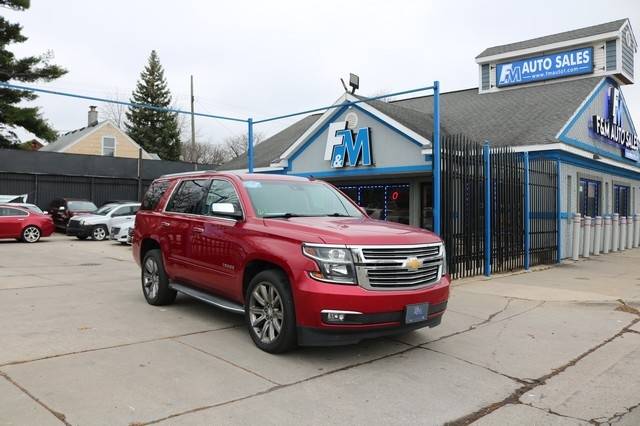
[22,226,41,243]
[92,225,108,241]
[245,270,297,353]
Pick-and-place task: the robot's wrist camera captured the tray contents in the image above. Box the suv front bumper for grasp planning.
[66,222,94,238]
[293,273,450,346]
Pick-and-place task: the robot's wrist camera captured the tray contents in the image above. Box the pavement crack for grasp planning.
[174,340,281,386]
[594,400,640,424]
[418,298,514,345]
[0,371,70,426]
[443,315,638,426]
[0,324,244,368]
[420,346,529,385]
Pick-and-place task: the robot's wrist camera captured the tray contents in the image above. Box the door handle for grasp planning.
[192,227,204,233]
[160,221,170,227]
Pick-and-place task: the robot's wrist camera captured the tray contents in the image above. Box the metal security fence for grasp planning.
[440,135,485,279]
[440,137,558,279]
[529,159,558,265]
[490,146,525,274]
[0,149,216,209]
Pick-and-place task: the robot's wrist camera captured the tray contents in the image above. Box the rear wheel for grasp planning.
[21,226,41,243]
[141,249,176,306]
[92,225,108,241]
[245,270,297,353]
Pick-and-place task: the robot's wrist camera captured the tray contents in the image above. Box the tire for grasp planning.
[76,235,88,240]
[141,249,176,306]
[91,225,108,241]
[245,269,297,353]
[21,226,41,243]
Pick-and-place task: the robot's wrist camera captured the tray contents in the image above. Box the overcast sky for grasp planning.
[5,0,640,145]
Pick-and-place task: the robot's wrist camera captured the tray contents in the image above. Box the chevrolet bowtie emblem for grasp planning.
[404,257,423,270]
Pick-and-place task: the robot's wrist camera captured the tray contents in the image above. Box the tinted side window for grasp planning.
[166,179,211,214]
[141,180,171,211]
[204,180,242,217]
[0,207,27,216]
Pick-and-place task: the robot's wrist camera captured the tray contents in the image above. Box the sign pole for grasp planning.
[248,117,254,173]
[433,81,441,236]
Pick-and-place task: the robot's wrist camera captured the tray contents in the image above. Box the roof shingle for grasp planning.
[476,19,627,59]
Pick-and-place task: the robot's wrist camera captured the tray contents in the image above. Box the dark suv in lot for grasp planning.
[133,172,450,353]
[48,198,97,230]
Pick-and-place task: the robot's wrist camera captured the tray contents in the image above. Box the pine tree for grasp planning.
[0,0,67,148]
[125,50,181,160]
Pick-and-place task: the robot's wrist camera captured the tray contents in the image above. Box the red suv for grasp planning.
[133,172,450,353]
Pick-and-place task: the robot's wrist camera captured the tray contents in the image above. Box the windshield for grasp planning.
[95,203,118,215]
[67,201,98,212]
[24,205,43,214]
[243,180,363,218]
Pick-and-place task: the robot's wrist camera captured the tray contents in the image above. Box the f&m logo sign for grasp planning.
[324,122,372,168]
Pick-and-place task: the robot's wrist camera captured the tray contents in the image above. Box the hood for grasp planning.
[71,213,107,224]
[111,216,135,227]
[262,217,441,245]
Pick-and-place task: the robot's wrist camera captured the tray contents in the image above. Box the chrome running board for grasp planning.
[169,282,245,314]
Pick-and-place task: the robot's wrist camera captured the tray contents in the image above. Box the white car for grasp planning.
[66,202,140,241]
[110,216,135,245]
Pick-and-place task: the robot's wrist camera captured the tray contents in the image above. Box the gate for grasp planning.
[490,147,524,274]
[440,135,485,279]
[529,159,558,265]
[440,138,557,279]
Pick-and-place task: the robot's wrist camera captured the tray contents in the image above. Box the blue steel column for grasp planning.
[433,81,441,236]
[247,118,254,173]
[556,159,562,262]
[483,142,491,277]
[523,152,530,270]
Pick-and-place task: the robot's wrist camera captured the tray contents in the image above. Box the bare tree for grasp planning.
[223,132,266,159]
[181,140,228,165]
[99,91,128,129]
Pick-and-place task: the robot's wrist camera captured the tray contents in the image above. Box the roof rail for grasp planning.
[160,170,216,178]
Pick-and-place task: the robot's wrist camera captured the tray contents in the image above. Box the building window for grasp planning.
[578,178,600,217]
[102,136,116,157]
[613,184,630,217]
[336,184,410,225]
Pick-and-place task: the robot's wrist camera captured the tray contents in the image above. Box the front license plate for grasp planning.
[405,303,429,324]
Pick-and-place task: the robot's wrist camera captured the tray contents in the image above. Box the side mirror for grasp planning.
[210,203,242,218]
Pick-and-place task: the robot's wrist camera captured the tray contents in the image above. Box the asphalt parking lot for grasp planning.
[1,234,639,426]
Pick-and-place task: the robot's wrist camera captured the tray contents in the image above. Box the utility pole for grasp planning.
[190,75,196,160]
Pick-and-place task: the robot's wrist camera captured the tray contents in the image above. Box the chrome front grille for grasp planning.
[352,244,444,291]
[360,245,440,261]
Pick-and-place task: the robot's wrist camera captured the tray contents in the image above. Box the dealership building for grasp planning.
[221,18,639,260]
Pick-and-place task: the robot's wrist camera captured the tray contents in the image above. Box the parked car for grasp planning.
[0,204,55,243]
[110,215,135,245]
[4,203,45,214]
[133,173,450,353]
[67,202,140,241]
[48,198,98,230]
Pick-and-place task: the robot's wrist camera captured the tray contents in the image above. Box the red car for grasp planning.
[0,204,55,243]
[133,173,450,353]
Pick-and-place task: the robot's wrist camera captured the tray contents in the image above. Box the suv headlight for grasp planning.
[302,244,357,285]
[441,244,448,276]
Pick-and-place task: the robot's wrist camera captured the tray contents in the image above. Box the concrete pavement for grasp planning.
[0,234,639,425]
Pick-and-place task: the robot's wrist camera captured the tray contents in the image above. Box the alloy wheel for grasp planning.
[23,226,40,243]
[143,257,159,300]
[249,282,284,344]
[93,227,106,241]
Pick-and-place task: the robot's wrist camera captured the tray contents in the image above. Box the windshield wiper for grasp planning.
[325,212,352,217]
[262,213,309,218]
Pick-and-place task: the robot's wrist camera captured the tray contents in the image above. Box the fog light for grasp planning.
[321,309,362,324]
[328,312,345,322]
